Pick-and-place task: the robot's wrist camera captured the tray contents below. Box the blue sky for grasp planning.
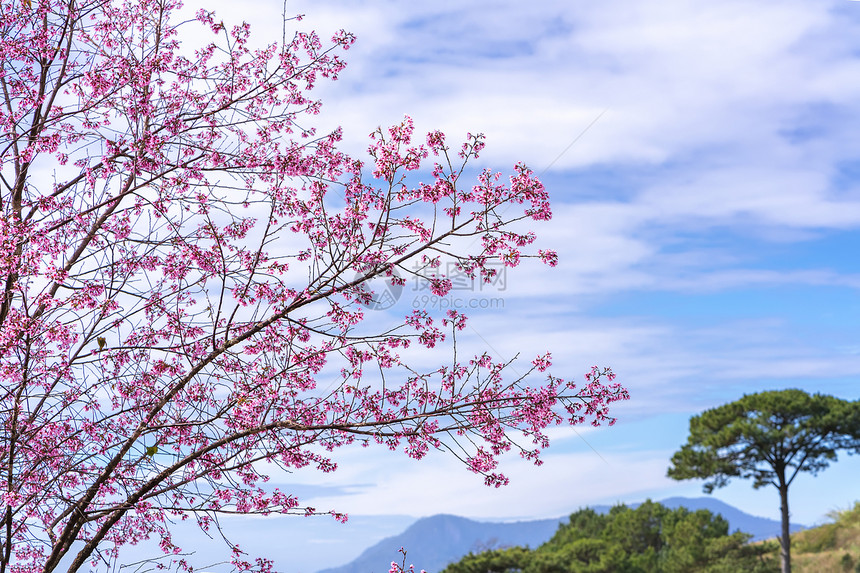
[178,0,860,569]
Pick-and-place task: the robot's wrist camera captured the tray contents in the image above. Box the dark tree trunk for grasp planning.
[778,478,791,573]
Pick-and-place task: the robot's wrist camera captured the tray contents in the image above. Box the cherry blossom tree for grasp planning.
[0,0,629,571]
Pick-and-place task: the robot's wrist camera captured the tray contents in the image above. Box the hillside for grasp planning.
[779,502,860,572]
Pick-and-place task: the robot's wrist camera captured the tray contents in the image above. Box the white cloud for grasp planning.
[166,0,860,537]
[290,444,675,520]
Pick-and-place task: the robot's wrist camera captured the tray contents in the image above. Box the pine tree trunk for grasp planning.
[779,480,792,573]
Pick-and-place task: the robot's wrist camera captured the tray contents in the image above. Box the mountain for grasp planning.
[316,514,565,573]
[316,497,806,573]
[655,496,806,541]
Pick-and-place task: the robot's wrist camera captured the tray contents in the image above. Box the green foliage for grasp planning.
[828,503,860,529]
[441,502,778,573]
[442,546,531,573]
[667,390,860,492]
[794,522,839,554]
[542,508,607,549]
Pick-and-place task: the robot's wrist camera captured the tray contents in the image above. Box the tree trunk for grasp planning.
[778,479,792,573]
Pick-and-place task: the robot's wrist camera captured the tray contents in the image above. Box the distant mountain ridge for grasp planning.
[316,497,806,573]
[317,514,564,573]
[656,496,805,541]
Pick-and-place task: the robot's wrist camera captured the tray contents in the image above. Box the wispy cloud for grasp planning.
[193,0,860,531]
